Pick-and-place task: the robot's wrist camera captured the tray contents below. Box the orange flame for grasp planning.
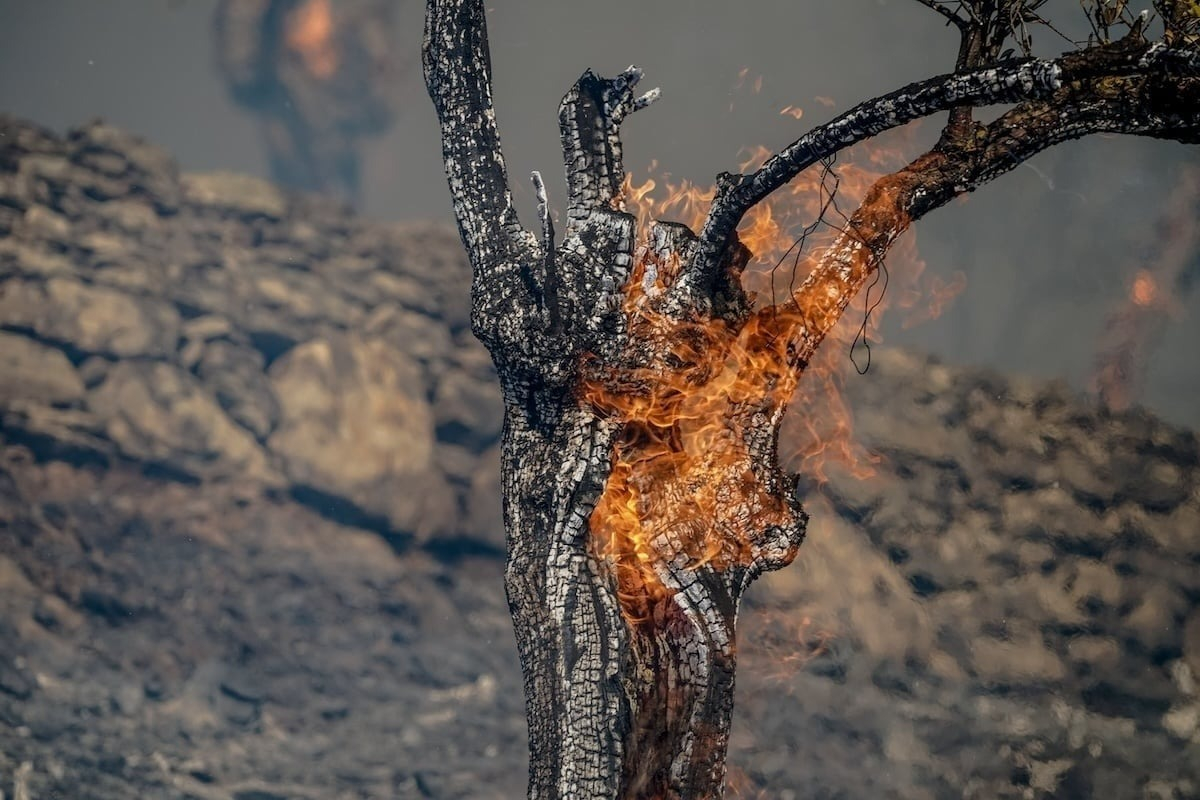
[724,764,772,799]
[743,606,837,686]
[1130,269,1158,307]
[286,0,339,79]
[587,131,956,622]
[1091,168,1199,410]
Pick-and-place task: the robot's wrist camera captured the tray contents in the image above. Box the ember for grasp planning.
[1130,269,1158,307]
[286,0,339,79]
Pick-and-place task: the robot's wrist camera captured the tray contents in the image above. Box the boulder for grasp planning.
[182,172,287,220]
[0,332,84,406]
[267,334,455,539]
[0,277,181,359]
[194,340,281,440]
[87,361,271,482]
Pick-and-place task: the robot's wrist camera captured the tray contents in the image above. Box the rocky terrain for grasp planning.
[0,115,1197,799]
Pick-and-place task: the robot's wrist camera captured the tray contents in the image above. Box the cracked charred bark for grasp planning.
[423,1,1200,797]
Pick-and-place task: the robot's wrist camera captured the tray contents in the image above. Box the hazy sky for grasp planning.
[1,1,1196,426]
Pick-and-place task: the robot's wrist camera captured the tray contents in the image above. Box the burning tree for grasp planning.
[423,1,1200,797]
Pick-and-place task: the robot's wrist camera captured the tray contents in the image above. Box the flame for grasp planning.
[743,605,837,686]
[586,129,957,623]
[900,269,967,329]
[724,764,771,799]
[286,0,339,79]
[1091,167,1199,410]
[1130,269,1158,307]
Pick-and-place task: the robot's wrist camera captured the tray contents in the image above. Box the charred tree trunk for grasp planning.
[423,9,788,792]
[424,1,1200,797]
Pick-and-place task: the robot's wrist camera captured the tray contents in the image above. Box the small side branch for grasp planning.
[559,66,659,215]
[913,0,970,29]
[531,170,562,334]
[423,0,538,345]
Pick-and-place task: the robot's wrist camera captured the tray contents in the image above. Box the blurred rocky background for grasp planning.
[1,116,1198,799]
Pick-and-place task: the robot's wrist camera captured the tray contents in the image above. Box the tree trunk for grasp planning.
[423,1,1200,796]
[424,8,806,794]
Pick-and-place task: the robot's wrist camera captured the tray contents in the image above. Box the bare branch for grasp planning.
[531,170,562,335]
[684,34,1198,306]
[423,0,539,347]
[912,0,970,29]
[559,66,660,215]
[682,57,1063,302]
[762,44,1200,378]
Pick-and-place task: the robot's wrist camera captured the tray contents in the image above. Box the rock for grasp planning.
[0,238,76,278]
[0,333,84,406]
[1067,636,1121,670]
[20,204,71,241]
[970,628,1067,685]
[1162,703,1200,740]
[1056,445,1115,508]
[1120,584,1186,653]
[362,305,454,371]
[194,341,280,440]
[0,403,111,459]
[0,278,181,359]
[1170,661,1196,697]
[1184,612,1200,679]
[388,221,474,332]
[68,120,177,181]
[87,361,271,482]
[0,659,35,700]
[432,370,503,451]
[181,172,286,220]
[1118,459,1191,512]
[267,335,454,538]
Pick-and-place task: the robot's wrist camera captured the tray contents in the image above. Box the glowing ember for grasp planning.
[1091,168,1199,410]
[1130,269,1158,307]
[286,0,339,79]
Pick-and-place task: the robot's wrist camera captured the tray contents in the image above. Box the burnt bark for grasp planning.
[423,1,1200,797]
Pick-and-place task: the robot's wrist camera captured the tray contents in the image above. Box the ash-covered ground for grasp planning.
[0,117,1197,799]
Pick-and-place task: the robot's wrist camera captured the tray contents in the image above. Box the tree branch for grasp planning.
[423,0,540,349]
[559,66,659,215]
[684,33,1196,306]
[753,46,1200,381]
[683,58,1061,302]
[912,0,969,29]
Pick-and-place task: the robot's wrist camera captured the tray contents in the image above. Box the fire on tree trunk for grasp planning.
[423,0,1200,796]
